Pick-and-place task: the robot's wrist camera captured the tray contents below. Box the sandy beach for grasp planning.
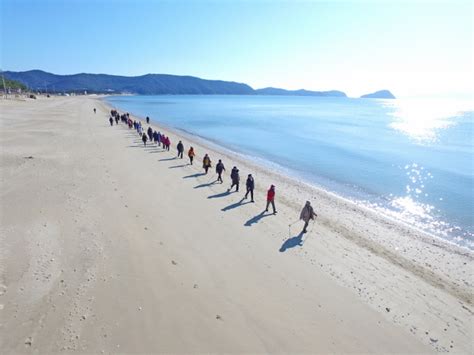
[0,95,472,353]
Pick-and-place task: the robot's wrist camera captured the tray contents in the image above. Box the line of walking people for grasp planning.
[105,109,318,233]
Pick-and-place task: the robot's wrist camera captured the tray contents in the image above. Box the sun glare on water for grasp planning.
[384,98,472,144]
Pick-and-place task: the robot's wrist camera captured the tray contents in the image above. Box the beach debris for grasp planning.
[24,337,32,347]
[23,156,34,159]
[171,260,177,265]
[216,314,222,320]
[138,306,142,311]
[193,284,198,289]
[144,227,148,231]
[385,307,390,312]
[430,338,438,343]
[81,315,86,321]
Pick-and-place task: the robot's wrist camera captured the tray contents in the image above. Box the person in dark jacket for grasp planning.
[146,116,150,124]
[147,127,153,142]
[109,116,114,126]
[244,174,255,202]
[228,166,240,192]
[177,141,184,158]
[142,132,148,146]
[93,108,96,114]
[300,201,317,233]
[215,159,225,183]
[265,185,277,214]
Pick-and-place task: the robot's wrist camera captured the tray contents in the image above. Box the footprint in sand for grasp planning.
[0,284,7,296]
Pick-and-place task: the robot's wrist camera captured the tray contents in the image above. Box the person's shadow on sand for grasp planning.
[183,173,206,179]
[194,181,216,189]
[222,198,251,211]
[244,211,273,226]
[208,191,230,199]
[279,232,304,252]
[159,157,176,161]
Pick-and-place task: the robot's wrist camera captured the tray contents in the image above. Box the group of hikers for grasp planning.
[102,108,318,234]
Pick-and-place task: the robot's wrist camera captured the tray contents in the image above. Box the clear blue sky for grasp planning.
[1,0,472,97]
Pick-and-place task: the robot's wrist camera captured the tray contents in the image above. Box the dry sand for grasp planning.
[0,95,472,353]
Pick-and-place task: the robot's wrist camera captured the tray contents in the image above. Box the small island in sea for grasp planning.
[360,90,396,99]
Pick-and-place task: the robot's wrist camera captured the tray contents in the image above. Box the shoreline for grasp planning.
[100,95,473,295]
[1,95,472,353]
[102,96,473,255]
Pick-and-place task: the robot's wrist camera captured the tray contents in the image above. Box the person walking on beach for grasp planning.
[142,132,148,146]
[115,115,119,125]
[203,154,212,174]
[156,132,162,146]
[228,166,240,192]
[146,116,150,124]
[93,108,96,114]
[300,201,317,233]
[177,141,184,159]
[215,159,225,183]
[147,127,153,142]
[109,116,114,126]
[244,174,255,202]
[165,136,171,151]
[265,185,277,214]
[188,147,195,165]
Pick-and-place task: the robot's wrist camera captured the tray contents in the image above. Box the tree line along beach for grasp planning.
[0,95,472,353]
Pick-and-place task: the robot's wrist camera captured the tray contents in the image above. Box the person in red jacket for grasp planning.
[265,185,277,214]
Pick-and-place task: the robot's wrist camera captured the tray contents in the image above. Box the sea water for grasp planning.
[106,95,474,250]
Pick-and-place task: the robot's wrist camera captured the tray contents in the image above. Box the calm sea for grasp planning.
[105,95,473,250]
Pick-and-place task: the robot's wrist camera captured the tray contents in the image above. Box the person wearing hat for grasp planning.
[228,166,240,192]
[265,185,277,214]
[300,201,317,233]
[244,174,255,202]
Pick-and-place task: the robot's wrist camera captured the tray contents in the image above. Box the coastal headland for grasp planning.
[0,95,471,353]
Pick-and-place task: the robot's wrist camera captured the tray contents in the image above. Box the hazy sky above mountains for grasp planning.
[2,0,472,98]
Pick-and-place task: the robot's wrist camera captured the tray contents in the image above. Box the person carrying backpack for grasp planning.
[188,147,195,165]
[215,159,225,183]
[300,201,317,233]
[203,154,212,174]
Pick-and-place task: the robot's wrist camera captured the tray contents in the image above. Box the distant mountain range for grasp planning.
[2,70,394,98]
